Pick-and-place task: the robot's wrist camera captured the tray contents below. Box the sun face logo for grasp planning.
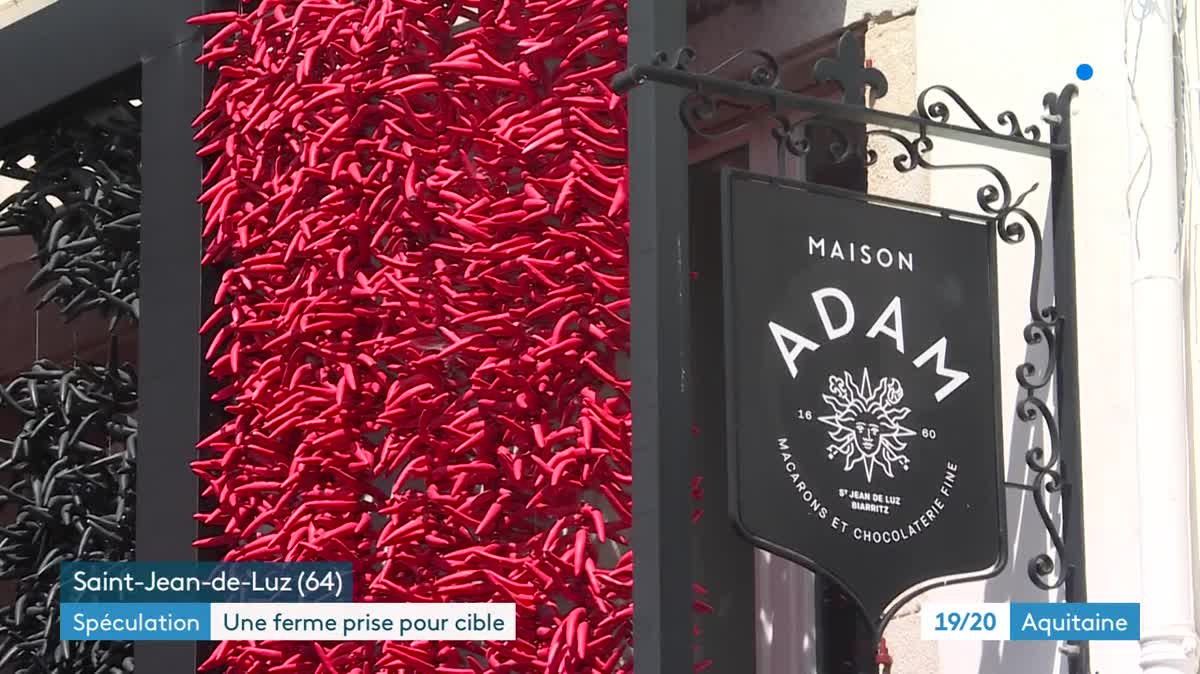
[818,369,918,483]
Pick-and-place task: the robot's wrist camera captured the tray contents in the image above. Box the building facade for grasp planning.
[0,1,1195,673]
[683,1,1198,673]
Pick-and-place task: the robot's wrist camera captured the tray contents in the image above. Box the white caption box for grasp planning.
[210,603,516,641]
[920,603,1009,641]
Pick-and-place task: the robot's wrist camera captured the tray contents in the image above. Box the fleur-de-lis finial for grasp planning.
[813,32,889,106]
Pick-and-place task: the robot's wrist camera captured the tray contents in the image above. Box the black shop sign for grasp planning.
[721,170,1006,627]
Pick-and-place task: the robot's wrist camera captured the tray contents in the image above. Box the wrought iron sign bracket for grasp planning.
[615,29,1089,674]
[611,37,1069,158]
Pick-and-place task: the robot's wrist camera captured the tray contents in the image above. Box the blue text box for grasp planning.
[1010,603,1140,641]
[61,603,210,641]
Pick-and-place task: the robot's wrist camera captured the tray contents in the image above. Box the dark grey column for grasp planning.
[1049,87,1090,674]
[626,1,693,672]
[137,28,204,674]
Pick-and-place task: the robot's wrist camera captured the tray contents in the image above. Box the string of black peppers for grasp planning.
[0,97,140,674]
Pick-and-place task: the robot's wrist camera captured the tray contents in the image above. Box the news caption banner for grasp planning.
[921,603,1141,642]
[61,563,515,642]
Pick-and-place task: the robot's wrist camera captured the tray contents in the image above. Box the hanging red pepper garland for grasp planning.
[191,1,707,672]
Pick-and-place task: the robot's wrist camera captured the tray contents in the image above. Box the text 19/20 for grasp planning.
[933,611,998,631]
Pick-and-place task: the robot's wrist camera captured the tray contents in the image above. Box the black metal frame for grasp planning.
[626,2,695,674]
[619,21,1089,674]
[0,2,208,672]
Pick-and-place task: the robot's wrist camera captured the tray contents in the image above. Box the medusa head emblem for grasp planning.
[818,370,918,483]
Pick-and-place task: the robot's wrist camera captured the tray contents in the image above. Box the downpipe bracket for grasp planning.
[1139,627,1200,673]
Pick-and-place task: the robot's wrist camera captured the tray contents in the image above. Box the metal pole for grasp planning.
[626,0,693,672]
[1125,1,1200,671]
[610,64,1062,159]
[137,28,204,674]
[1048,85,1092,674]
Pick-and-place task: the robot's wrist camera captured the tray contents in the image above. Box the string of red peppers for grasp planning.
[191,1,708,672]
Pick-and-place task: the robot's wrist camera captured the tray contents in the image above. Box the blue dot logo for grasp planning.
[1076,64,1093,81]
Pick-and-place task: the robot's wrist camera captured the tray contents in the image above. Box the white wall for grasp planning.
[0,0,55,30]
[912,1,1142,673]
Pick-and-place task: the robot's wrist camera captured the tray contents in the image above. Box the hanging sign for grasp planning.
[721,170,1006,628]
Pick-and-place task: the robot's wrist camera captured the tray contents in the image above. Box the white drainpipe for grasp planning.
[1129,1,1199,672]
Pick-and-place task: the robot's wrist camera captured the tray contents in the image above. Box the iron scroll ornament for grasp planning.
[613,28,1082,642]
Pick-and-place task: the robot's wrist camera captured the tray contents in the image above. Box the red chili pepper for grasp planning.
[194,0,651,669]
